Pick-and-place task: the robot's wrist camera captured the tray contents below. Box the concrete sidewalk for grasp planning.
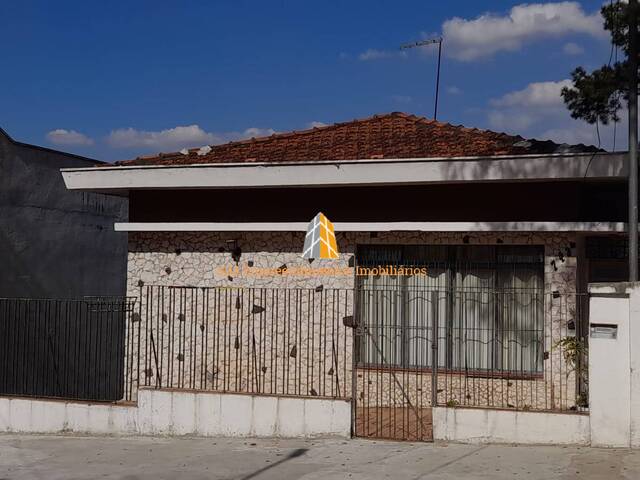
[1,434,639,480]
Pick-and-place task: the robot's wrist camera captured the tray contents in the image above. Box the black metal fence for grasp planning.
[126,285,354,402]
[0,297,135,401]
[0,286,589,423]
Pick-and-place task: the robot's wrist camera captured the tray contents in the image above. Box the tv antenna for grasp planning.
[400,37,443,120]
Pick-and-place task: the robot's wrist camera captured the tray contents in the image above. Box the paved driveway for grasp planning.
[1,434,639,480]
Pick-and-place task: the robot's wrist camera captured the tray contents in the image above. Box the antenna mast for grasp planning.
[400,37,443,120]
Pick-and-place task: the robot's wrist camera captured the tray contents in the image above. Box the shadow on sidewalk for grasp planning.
[238,448,308,480]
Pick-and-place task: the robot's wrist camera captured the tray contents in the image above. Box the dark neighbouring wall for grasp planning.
[0,128,128,298]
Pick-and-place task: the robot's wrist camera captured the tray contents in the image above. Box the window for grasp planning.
[356,245,545,374]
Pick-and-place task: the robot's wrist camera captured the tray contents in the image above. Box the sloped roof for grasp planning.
[116,112,600,166]
[0,126,101,164]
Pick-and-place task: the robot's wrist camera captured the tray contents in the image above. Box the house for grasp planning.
[62,112,629,440]
[0,127,128,298]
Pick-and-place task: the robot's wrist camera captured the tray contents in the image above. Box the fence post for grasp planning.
[351,288,359,438]
[431,290,438,407]
[588,283,632,447]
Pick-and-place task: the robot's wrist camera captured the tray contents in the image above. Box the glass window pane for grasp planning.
[357,244,544,373]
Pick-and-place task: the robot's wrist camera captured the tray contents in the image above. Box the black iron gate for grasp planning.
[352,286,589,442]
[353,288,437,441]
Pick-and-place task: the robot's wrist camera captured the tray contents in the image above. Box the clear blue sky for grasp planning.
[1,1,617,161]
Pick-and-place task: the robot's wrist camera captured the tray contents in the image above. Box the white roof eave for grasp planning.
[61,152,627,192]
[114,221,628,233]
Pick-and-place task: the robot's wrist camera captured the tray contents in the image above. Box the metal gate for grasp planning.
[353,288,437,441]
[352,286,589,442]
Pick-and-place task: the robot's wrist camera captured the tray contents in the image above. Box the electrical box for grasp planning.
[590,323,618,340]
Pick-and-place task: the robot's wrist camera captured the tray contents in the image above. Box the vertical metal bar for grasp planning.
[271,288,276,395]
[260,288,267,393]
[202,288,208,390]
[96,299,103,399]
[297,289,302,396]
[169,288,175,390]
[283,289,289,395]
[630,0,639,281]
[431,290,438,407]
[159,287,165,389]
[321,288,327,396]
[136,287,143,397]
[308,289,313,396]
[0,300,6,394]
[32,299,40,396]
[124,298,132,401]
[351,284,359,438]
[218,288,225,391]
[235,289,241,392]
[180,288,186,389]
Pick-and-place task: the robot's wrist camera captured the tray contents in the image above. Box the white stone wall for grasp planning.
[125,231,580,410]
[126,285,354,402]
[128,231,351,292]
[127,231,577,295]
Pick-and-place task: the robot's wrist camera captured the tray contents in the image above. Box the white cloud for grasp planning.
[358,49,407,61]
[46,129,94,146]
[442,2,604,61]
[307,121,328,128]
[106,125,213,149]
[487,80,571,133]
[490,79,572,108]
[446,86,462,95]
[540,114,626,150]
[486,78,621,149]
[487,110,537,131]
[240,127,276,139]
[106,124,276,150]
[563,42,585,55]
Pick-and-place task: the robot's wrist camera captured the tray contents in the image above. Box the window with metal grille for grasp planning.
[356,245,545,374]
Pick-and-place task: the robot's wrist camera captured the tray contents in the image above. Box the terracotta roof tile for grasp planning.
[115,112,600,166]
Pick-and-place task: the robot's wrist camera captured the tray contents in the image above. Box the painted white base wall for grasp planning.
[137,389,350,437]
[0,395,139,435]
[433,407,590,445]
[0,389,351,438]
[1,390,596,445]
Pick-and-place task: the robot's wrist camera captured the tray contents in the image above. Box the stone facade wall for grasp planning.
[356,368,579,412]
[127,231,576,295]
[125,284,353,402]
[125,231,581,410]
